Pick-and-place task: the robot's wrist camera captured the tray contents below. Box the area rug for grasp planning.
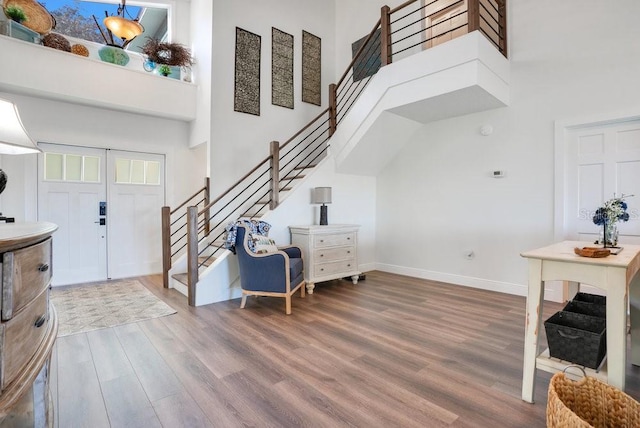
[50,279,177,337]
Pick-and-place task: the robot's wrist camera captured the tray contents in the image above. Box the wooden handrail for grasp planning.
[336,18,382,88]
[171,185,208,214]
[389,0,418,14]
[280,107,330,150]
[198,155,271,216]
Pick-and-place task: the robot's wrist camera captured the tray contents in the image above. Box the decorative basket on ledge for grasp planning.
[2,0,54,34]
[547,368,640,427]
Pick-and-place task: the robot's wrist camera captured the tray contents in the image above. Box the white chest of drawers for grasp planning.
[289,224,360,294]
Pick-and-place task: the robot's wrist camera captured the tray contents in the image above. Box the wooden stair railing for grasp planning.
[161,177,210,288]
[167,0,507,305]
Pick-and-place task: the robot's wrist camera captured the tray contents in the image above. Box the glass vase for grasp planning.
[602,222,619,248]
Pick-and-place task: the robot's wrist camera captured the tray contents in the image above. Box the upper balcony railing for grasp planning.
[330,0,506,132]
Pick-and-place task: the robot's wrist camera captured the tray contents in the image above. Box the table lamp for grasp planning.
[312,187,332,225]
[0,98,42,222]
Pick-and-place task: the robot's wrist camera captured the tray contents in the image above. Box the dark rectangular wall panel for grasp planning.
[272,28,294,109]
[234,27,261,116]
[302,30,321,106]
[352,28,381,82]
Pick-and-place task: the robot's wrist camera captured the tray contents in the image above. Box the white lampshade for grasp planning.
[312,187,332,204]
[0,99,40,154]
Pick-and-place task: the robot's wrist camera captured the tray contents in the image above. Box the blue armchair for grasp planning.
[235,224,305,314]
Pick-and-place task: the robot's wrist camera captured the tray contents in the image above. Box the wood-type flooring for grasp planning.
[51,271,640,427]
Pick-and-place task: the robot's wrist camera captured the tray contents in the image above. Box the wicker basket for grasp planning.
[547,369,640,427]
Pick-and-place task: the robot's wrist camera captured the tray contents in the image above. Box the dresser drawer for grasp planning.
[313,246,355,263]
[314,259,358,277]
[1,288,49,390]
[313,233,356,248]
[2,238,52,321]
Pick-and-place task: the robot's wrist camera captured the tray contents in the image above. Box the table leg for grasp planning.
[522,258,544,403]
[606,268,627,390]
[630,272,640,366]
[566,281,580,301]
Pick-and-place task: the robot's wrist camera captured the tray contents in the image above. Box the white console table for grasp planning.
[520,240,640,403]
[289,224,360,294]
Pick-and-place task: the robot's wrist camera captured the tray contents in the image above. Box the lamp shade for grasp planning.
[312,187,332,204]
[104,16,144,41]
[0,99,40,154]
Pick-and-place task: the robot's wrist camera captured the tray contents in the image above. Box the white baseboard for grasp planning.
[375,263,564,303]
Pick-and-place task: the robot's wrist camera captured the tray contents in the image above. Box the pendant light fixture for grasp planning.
[96,0,144,49]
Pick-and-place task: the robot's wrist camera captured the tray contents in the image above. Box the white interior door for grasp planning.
[38,144,107,285]
[566,120,640,244]
[107,150,165,279]
[38,145,166,285]
[424,0,468,49]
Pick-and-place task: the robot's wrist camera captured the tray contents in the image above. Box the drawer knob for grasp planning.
[34,315,46,328]
[347,251,351,254]
[38,263,49,272]
[347,237,351,240]
[320,268,324,271]
[320,254,324,257]
[320,240,324,243]
[347,264,351,267]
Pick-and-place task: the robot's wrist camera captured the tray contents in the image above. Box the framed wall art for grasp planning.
[234,27,261,116]
[302,30,321,106]
[272,28,294,109]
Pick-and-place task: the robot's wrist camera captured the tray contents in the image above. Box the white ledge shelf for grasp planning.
[0,35,197,121]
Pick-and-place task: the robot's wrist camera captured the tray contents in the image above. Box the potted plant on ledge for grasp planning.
[4,5,26,24]
[141,37,193,79]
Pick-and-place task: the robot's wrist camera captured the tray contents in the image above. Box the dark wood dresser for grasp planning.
[0,222,57,427]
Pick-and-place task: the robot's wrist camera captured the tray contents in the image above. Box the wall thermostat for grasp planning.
[492,170,505,178]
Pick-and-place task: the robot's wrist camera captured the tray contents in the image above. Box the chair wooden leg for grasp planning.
[285,295,292,315]
[240,294,247,309]
[300,283,305,298]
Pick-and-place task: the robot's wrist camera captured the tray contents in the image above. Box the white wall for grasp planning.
[266,158,377,272]
[375,0,640,297]
[209,0,336,194]
[0,92,205,221]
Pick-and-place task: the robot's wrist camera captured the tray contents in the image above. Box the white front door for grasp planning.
[565,120,640,244]
[37,144,165,285]
[38,144,107,285]
[107,150,165,278]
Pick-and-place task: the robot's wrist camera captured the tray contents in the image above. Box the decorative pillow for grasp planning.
[252,235,278,254]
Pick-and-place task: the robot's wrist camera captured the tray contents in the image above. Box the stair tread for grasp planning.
[172,273,188,285]
[198,256,216,267]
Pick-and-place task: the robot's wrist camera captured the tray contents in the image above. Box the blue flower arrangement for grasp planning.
[593,194,632,247]
[592,195,630,226]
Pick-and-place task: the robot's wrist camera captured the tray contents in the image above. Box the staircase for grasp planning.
[161,0,509,306]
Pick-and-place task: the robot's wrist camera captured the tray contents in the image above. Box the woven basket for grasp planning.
[2,0,54,34]
[547,370,640,427]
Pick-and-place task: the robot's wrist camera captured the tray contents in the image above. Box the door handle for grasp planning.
[94,219,106,225]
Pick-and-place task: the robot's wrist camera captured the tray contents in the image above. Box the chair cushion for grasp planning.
[289,258,303,281]
[252,235,278,254]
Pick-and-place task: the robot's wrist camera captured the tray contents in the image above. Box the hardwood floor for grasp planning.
[51,271,640,427]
